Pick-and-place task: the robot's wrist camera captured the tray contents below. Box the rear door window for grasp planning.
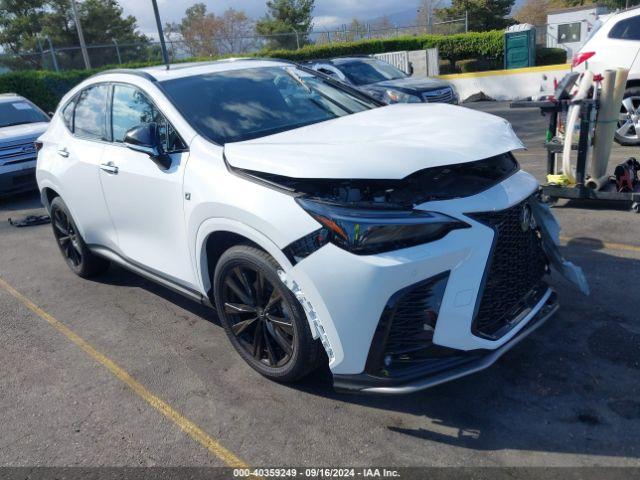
[73,85,109,140]
[609,16,640,40]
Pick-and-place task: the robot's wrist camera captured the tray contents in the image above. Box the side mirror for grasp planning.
[123,122,171,170]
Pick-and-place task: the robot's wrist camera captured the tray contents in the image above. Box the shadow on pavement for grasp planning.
[289,238,640,458]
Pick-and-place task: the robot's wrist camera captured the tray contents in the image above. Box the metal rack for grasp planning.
[511,98,640,212]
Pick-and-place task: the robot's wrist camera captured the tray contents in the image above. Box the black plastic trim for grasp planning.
[363,271,450,377]
[333,289,558,394]
[87,244,212,307]
[282,228,329,265]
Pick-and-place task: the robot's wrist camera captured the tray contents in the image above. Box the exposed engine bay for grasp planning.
[233,153,519,208]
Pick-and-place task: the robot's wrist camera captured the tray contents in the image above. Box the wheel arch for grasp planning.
[627,79,640,89]
[40,186,60,212]
[195,219,295,304]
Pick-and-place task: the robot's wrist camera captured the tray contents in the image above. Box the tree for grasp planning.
[514,0,565,26]
[436,0,516,32]
[166,4,255,57]
[255,0,315,50]
[214,8,256,55]
[416,0,445,33]
[0,0,148,70]
[166,3,220,57]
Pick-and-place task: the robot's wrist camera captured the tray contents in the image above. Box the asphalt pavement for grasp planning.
[0,102,638,468]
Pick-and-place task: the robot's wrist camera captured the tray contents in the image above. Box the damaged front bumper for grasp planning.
[333,288,559,394]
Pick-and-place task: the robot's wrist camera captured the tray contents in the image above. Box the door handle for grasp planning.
[57,148,69,158]
[100,161,119,175]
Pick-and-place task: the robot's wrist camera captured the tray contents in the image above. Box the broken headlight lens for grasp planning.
[296,198,469,255]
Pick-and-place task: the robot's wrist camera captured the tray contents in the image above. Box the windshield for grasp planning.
[337,59,407,86]
[0,99,49,128]
[160,66,377,144]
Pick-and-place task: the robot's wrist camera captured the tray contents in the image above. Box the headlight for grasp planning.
[295,198,469,255]
[383,89,422,104]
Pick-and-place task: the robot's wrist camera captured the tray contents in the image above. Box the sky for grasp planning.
[120,0,425,36]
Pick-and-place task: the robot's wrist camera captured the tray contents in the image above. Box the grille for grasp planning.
[421,87,455,104]
[469,199,548,339]
[0,141,37,165]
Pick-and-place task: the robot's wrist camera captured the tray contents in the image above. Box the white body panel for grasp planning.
[36,60,564,386]
[574,8,640,80]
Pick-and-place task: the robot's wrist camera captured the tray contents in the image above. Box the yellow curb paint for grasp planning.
[0,276,250,469]
[437,63,571,80]
[560,236,640,254]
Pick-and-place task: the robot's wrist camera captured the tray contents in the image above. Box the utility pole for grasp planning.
[151,0,170,69]
[71,0,91,69]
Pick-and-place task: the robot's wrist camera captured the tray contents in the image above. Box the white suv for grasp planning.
[573,7,640,145]
[36,60,585,394]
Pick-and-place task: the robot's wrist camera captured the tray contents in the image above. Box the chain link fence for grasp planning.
[0,18,468,72]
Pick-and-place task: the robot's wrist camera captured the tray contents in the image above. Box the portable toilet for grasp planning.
[504,24,536,69]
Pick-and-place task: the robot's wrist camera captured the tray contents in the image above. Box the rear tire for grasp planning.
[49,196,110,278]
[213,245,323,383]
[615,86,640,146]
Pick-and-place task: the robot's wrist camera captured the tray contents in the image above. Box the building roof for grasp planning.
[548,4,607,15]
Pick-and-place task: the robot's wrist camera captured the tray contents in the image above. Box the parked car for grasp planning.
[572,6,640,145]
[36,60,585,394]
[0,93,49,195]
[307,56,458,105]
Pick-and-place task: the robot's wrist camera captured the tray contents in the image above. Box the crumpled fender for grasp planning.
[531,199,590,296]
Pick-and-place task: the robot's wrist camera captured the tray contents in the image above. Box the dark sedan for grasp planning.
[307,56,458,105]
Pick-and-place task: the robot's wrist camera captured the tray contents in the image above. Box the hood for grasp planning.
[0,122,49,144]
[369,76,451,92]
[224,103,525,180]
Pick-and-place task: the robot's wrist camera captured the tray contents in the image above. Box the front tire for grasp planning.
[49,196,109,278]
[615,87,640,146]
[213,245,322,383]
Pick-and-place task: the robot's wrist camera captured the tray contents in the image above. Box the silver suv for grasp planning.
[0,93,49,195]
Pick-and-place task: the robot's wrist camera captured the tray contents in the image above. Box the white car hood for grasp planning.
[0,122,49,142]
[224,104,525,180]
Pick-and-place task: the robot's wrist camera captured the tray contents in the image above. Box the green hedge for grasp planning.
[0,31,528,111]
[535,47,567,66]
[0,69,96,112]
[264,30,504,65]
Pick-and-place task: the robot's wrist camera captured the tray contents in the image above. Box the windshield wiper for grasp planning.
[284,67,312,93]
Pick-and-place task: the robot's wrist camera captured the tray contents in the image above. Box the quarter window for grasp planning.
[111,84,185,152]
[73,85,109,140]
[609,17,640,40]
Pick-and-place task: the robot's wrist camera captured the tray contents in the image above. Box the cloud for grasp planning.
[120,0,420,34]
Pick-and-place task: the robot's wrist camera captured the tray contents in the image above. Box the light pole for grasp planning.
[71,0,91,69]
[151,0,170,69]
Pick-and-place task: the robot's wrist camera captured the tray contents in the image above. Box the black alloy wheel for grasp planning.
[52,206,82,268]
[49,196,109,278]
[214,245,322,382]
[222,264,294,368]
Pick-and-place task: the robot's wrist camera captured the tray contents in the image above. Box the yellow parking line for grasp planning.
[560,236,640,254]
[0,276,249,469]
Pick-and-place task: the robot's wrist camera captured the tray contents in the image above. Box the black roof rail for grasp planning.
[94,69,157,82]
